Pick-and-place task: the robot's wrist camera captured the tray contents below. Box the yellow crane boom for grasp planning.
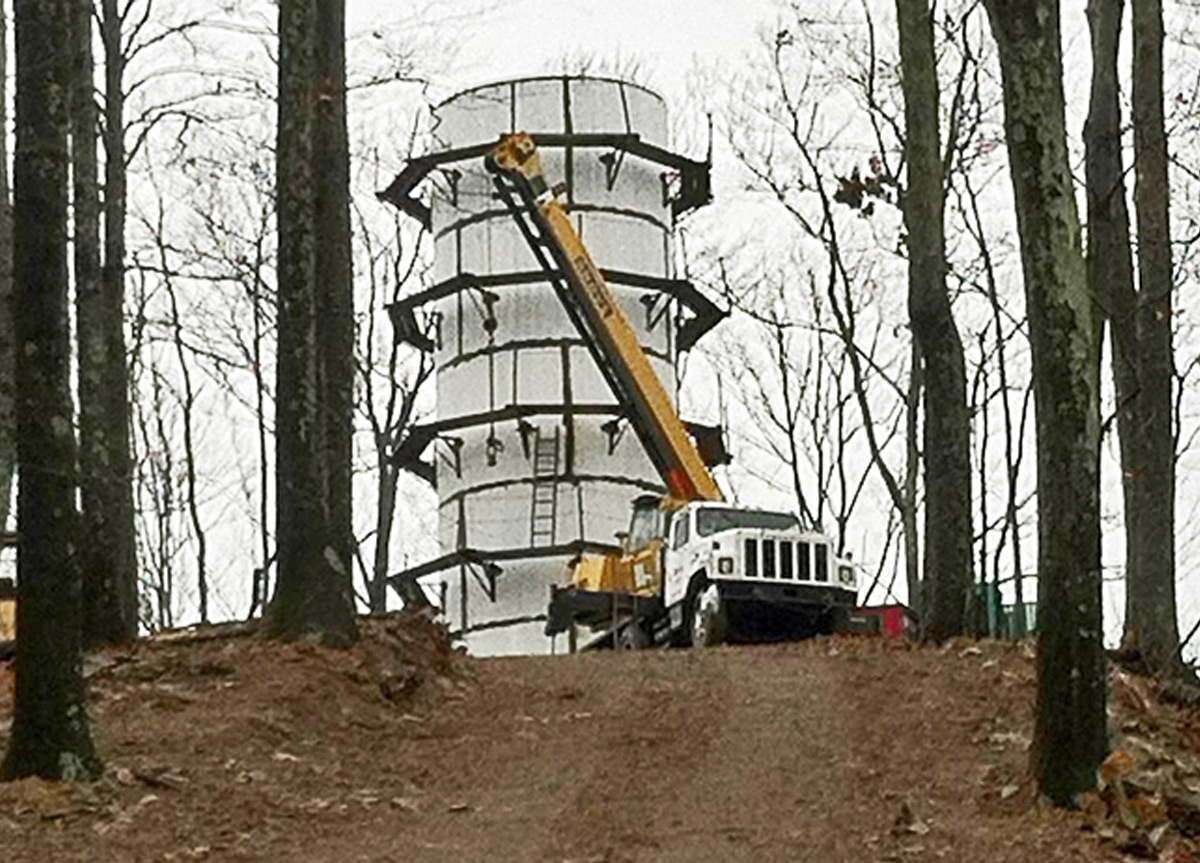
[486,133,722,503]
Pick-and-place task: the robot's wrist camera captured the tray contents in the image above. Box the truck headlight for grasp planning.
[718,556,734,575]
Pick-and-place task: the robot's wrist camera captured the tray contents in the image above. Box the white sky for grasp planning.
[439,0,780,104]
[342,0,785,118]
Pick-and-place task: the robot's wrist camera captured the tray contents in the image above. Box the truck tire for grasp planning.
[617,622,650,650]
[828,605,851,635]
[689,583,727,648]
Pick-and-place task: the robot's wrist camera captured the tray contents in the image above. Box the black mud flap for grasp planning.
[833,607,882,635]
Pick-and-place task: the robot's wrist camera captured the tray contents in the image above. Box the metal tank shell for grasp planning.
[382,77,718,655]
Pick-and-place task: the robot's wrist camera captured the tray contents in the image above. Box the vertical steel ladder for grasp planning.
[530,427,560,547]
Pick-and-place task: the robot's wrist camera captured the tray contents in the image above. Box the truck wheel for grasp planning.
[828,605,851,635]
[617,622,650,650]
[689,584,726,647]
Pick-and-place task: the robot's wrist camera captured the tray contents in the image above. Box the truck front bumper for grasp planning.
[716,580,858,640]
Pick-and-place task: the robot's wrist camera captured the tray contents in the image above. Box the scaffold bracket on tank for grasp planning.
[385,268,725,354]
[600,416,627,455]
[449,612,566,641]
[386,299,438,352]
[386,540,621,610]
[390,425,437,486]
[390,406,731,487]
[377,132,713,231]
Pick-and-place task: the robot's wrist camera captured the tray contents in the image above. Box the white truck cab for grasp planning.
[661,503,858,646]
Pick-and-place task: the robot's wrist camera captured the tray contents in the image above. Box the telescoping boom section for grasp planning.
[486,133,721,503]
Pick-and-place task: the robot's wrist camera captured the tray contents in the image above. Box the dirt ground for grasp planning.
[1,615,1198,862]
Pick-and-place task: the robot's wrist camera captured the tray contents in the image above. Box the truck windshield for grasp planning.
[695,508,799,537]
[628,504,661,552]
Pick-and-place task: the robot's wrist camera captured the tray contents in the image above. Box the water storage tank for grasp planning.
[380,77,720,654]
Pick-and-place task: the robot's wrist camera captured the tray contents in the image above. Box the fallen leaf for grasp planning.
[113,767,136,786]
[1100,750,1137,789]
[892,800,930,836]
[134,766,188,789]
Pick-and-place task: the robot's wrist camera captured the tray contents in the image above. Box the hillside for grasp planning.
[1,616,1199,862]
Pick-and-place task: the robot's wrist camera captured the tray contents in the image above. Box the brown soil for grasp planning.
[0,618,1197,862]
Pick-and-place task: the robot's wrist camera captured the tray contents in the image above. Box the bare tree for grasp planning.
[77,0,138,644]
[715,25,922,607]
[952,163,1034,637]
[895,0,973,640]
[1123,0,1179,673]
[3,0,100,781]
[267,0,357,644]
[353,195,434,613]
[707,267,889,555]
[0,7,14,534]
[983,0,1106,806]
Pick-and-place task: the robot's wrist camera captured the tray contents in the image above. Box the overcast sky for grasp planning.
[427,0,781,105]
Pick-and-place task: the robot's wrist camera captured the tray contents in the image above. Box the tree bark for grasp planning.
[0,8,14,533]
[2,0,100,780]
[78,0,137,645]
[315,0,355,602]
[895,0,973,640]
[267,0,357,645]
[1125,0,1178,673]
[983,0,1106,806]
[370,460,397,614]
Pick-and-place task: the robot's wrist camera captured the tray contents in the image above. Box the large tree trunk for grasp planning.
[895,0,973,641]
[315,0,355,604]
[267,0,357,645]
[1125,0,1178,673]
[0,8,14,533]
[78,0,137,645]
[983,0,1106,806]
[2,0,100,780]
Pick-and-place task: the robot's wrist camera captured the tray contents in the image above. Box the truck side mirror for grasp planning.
[615,531,630,554]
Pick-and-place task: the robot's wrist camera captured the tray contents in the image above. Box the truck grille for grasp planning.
[740,538,830,583]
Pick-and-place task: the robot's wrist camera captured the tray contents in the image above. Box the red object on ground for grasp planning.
[854,604,916,639]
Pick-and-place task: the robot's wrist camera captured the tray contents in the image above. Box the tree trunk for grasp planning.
[164,277,207,622]
[1125,0,1178,673]
[370,458,398,614]
[0,7,14,533]
[1084,0,1143,659]
[267,0,357,645]
[315,0,356,603]
[895,0,973,640]
[904,342,921,614]
[2,0,100,780]
[78,0,137,645]
[983,0,1106,806]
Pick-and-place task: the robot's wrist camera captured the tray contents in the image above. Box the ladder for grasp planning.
[530,427,560,547]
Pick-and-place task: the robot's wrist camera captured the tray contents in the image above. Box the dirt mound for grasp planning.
[0,610,470,862]
[1,630,1200,862]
